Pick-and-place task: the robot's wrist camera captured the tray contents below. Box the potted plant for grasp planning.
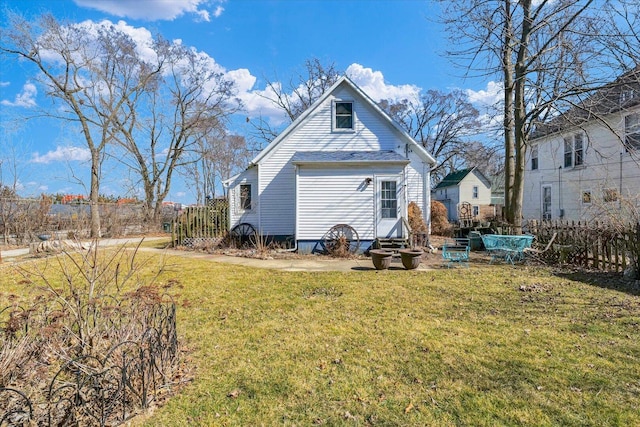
[399,247,423,270]
[369,249,394,270]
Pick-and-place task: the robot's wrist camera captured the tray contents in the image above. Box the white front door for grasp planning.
[375,175,404,238]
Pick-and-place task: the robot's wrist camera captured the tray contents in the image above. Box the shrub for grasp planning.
[431,200,452,236]
[408,201,428,233]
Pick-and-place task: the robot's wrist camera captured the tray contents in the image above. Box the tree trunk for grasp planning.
[502,0,515,224]
[89,150,101,238]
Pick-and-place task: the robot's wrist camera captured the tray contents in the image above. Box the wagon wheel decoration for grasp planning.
[323,224,360,255]
[230,222,256,248]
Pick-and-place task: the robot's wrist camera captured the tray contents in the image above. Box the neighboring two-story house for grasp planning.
[224,76,436,253]
[432,167,493,223]
[523,67,640,222]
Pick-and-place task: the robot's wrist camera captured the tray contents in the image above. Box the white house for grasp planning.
[224,76,436,253]
[523,67,640,222]
[432,167,493,222]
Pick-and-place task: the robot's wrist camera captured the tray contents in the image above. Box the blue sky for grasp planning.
[0,0,498,203]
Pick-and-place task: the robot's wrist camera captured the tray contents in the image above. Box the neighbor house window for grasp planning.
[334,101,354,130]
[620,87,636,104]
[582,190,592,205]
[603,188,619,203]
[381,181,397,219]
[240,184,252,210]
[625,113,640,150]
[472,205,479,217]
[564,133,584,168]
[531,145,539,170]
[472,186,479,199]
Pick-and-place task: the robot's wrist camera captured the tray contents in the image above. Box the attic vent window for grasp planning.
[334,101,354,131]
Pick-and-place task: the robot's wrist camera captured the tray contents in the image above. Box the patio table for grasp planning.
[481,234,534,264]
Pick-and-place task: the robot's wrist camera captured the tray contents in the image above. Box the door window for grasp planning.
[381,181,397,219]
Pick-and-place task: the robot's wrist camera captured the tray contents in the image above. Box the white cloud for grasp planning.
[73,0,221,22]
[213,6,225,18]
[466,81,503,107]
[238,64,424,126]
[346,64,421,103]
[1,82,37,108]
[31,146,91,164]
[0,81,10,87]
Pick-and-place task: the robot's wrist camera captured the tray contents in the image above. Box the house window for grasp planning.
[381,181,397,219]
[240,184,252,210]
[472,186,479,199]
[620,87,636,104]
[472,205,479,217]
[334,101,354,130]
[582,190,592,205]
[625,113,640,150]
[574,134,584,166]
[531,145,539,170]
[603,188,619,203]
[564,133,584,168]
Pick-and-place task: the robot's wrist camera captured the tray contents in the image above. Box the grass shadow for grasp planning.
[553,268,640,296]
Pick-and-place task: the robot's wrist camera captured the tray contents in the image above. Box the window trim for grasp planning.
[332,100,355,132]
[603,188,619,203]
[542,184,552,221]
[625,113,640,151]
[380,180,397,219]
[239,183,252,211]
[563,132,585,169]
[472,185,479,199]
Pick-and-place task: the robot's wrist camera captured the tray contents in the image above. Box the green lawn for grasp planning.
[2,253,639,426]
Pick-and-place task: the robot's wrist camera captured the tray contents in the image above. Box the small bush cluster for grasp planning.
[430,200,452,236]
[0,244,182,425]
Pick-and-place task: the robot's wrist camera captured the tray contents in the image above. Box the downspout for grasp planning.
[619,152,623,210]
[257,164,262,234]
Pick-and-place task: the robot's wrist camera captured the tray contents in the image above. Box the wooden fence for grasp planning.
[172,202,229,247]
[525,220,640,273]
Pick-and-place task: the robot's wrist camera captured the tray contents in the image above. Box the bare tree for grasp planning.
[435,0,615,228]
[1,13,161,237]
[249,58,341,146]
[379,89,486,184]
[110,38,239,224]
[179,132,251,204]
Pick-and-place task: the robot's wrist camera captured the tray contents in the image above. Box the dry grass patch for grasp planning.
[2,255,639,426]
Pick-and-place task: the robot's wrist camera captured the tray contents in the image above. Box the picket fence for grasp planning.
[525,220,640,273]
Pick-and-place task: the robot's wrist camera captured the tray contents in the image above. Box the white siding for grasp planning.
[297,166,383,240]
[227,167,259,230]
[257,82,425,237]
[523,104,640,221]
[459,173,492,206]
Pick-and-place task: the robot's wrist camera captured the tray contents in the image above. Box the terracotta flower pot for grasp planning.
[370,249,393,270]
[399,249,423,270]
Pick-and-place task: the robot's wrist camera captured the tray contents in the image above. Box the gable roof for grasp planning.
[250,76,436,166]
[434,168,473,189]
[434,167,491,189]
[532,65,640,140]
